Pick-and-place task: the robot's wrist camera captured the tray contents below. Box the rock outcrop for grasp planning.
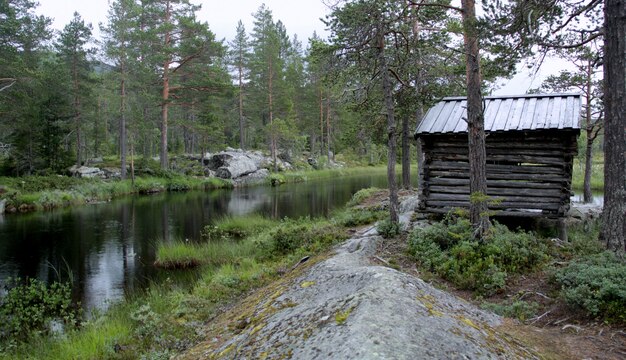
[179,197,538,360]
[68,165,105,178]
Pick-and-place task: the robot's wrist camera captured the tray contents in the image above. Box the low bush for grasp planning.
[553,252,626,322]
[408,215,550,295]
[376,218,401,239]
[481,300,539,322]
[269,218,347,255]
[334,208,386,227]
[0,278,81,347]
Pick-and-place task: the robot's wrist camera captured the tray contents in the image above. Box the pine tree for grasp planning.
[228,20,250,150]
[55,12,94,167]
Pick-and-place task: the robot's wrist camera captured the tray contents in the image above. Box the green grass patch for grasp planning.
[0,174,232,213]
[572,153,604,191]
[202,215,275,241]
[346,187,382,207]
[481,300,539,322]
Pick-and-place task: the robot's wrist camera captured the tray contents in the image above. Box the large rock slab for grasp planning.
[180,196,538,360]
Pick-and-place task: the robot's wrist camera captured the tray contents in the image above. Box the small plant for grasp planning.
[0,278,81,346]
[553,251,626,322]
[334,307,353,325]
[376,219,400,239]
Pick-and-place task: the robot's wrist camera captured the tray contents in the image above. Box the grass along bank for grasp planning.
[0,188,386,359]
[0,174,232,213]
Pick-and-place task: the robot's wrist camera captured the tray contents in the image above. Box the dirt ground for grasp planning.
[374,228,626,360]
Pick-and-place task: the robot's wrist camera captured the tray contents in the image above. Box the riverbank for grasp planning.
[0,165,391,215]
[1,187,623,359]
[0,189,388,358]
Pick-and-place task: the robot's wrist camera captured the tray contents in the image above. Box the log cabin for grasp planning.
[414,93,582,219]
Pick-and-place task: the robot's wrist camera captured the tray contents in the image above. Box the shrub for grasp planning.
[334,208,386,227]
[0,278,81,346]
[481,300,539,322]
[270,218,346,255]
[408,215,550,295]
[553,252,626,322]
[376,219,401,239]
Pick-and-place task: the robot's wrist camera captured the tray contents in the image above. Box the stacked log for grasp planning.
[418,130,578,218]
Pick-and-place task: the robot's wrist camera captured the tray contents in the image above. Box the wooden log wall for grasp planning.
[417,130,579,218]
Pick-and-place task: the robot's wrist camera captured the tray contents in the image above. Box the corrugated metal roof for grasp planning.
[415,93,581,135]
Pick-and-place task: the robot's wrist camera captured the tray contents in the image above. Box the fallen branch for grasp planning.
[529,310,552,325]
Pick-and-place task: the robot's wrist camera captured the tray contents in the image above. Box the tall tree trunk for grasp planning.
[73,59,82,167]
[401,113,411,190]
[120,59,127,180]
[269,56,277,171]
[582,60,593,203]
[238,50,245,150]
[462,0,490,237]
[326,96,331,163]
[320,88,324,158]
[600,0,626,254]
[378,30,399,224]
[160,0,171,170]
[583,133,593,203]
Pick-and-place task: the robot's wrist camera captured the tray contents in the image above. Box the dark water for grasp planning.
[0,173,391,310]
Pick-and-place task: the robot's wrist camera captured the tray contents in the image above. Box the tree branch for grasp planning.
[407,0,462,13]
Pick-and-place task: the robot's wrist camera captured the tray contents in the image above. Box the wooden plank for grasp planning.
[429,186,565,198]
[428,193,563,203]
[424,207,553,218]
[430,153,567,166]
[427,178,566,189]
[428,161,564,175]
[429,170,567,182]
[429,146,574,157]
[425,200,560,210]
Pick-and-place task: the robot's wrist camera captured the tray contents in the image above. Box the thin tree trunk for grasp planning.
[73,59,82,167]
[320,87,324,158]
[120,59,127,180]
[326,96,331,163]
[401,113,411,189]
[378,30,399,224]
[583,130,594,203]
[582,60,593,202]
[600,0,626,254]
[462,0,490,237]
[269,56,277,171]
[238,49,245,150]
[160,0,171,170]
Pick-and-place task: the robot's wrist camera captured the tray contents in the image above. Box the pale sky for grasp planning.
[35,0,332,43]
[34,0,570,96]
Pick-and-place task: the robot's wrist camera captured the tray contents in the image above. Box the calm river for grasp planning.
[0,173,392,310]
